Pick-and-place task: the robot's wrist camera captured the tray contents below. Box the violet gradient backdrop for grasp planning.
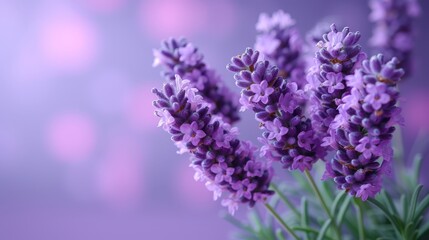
[0,0,428,239]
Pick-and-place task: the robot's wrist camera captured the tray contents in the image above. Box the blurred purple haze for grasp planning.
[0,0,428,239]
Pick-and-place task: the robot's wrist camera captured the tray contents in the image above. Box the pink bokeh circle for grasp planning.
[46,112,97,163]
[139,0,207,39]
[37,6,98,71]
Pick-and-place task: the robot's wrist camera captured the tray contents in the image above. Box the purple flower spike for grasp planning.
[153,38,240,124]
[254,10,306,88]
[369,0,420,77]
[153,75,273,214]
[228,48,326,171]
[306,24,366,148]
[324,54,404,200]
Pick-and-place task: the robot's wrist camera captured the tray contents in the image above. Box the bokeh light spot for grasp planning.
[37,6,98,71]
[139,0,207,39]
[46,112,97,163]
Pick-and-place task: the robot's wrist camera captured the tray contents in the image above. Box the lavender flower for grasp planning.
[306,24,366,146]
[324,54,404,200]
[153,38,240,123]
[153,75,273,214]
[369,0,420,77]
[254,10,306,88]
[227,48,326,171]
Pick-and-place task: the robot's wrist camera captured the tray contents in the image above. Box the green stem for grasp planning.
[264,203,300,240]
[304,170,341,239]
[354,199,365,240]
[304,170,331,217]
[270,183,301,218]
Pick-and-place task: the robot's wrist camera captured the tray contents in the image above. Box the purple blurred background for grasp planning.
[0,0,428,239]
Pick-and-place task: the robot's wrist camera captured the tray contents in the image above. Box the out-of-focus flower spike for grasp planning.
[369,0,420,77]
[254,10,306,88]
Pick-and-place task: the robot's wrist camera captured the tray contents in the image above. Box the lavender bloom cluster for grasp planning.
[153,7,414,209]
[153,38,240,124]
[369,0,420,76]
[152,76,273,214]
[307,24,366,146]
[254,10,306,88]
[227,48,326,171]
[324,54,404,200]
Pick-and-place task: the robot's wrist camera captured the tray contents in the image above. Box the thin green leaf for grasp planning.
[417,221,429,239]
[259,228,276,240]
[415,194,429,218]
[354,199,365,240]
[292,226,318,235]
[292,227,335,240]
[368,198,403,238]
[275,229,286,240]
[382,190,399,216]
[249,211,263,231]
[223,214,255,234]
[291,171,312,192]
[331,191,347,216]
[407,185,423,223]
[392,214,405,231]
[321,180,334,203]
[249,209,277,240]
[264,203,300,240]
[403,222,416,240]
[401,194,409,221]
[270,183,301,218]
[336,195,352,226]
[300,198,310,240]
[412,154,422,186]
[316,219,332,240]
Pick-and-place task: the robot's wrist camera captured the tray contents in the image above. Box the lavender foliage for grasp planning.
[153,38,240,124]
[324,54,404,200]
[153,75,273,214]
[306,24,366,146]
[227,48,326,171]
[254,10,306,88]
[369,0,420,77]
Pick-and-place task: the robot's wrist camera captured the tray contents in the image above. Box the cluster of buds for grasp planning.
[153,38,240,123]
[153,76,273,214]
[227,48,326,171]
[153,8,412,211]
